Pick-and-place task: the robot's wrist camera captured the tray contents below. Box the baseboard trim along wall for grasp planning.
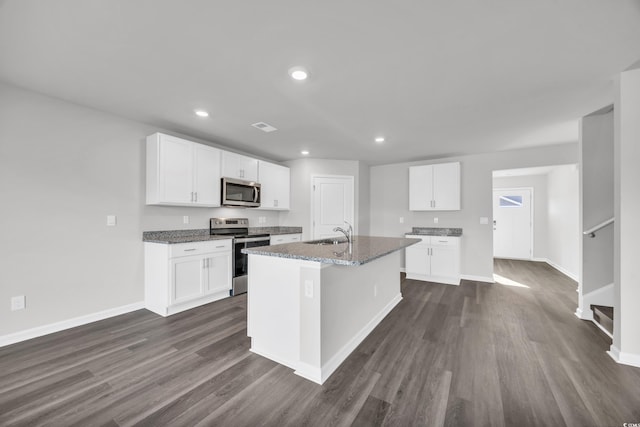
[532,258,579,282]
[608,345,640,369]
[460,274,494,283]
[0,301,146,348]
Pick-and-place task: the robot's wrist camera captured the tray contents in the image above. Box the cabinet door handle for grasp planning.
[194,192,198,202]
[190,192,194,202]
[184,248,196,252]
[215,245,225,248]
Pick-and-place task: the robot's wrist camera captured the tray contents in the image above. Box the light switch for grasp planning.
[106,215,117,226]
[11,295,25,311]
[399,217,404,224]
[433,217,439,224]
[480,217,489,225]
[183,215,190,224]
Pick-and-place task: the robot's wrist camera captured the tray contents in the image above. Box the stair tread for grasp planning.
[590,305,614,319]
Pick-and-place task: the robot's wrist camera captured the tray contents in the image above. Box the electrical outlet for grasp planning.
[106,215,117,226]
[11,295,25,311]
[399,217,404,224]
[183,215,190,224]
[304,280,313,298]
[434,217,439,224]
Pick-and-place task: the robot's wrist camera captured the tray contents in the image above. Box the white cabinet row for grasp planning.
[257,161,290,210]
[222,151,258,182]
[145,240,233,316]
[409,162,460,211]
[405,235,460,285]
[269,233,302,245]
[146,133,290,210]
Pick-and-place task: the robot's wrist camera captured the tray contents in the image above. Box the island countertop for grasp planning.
[242,235,420,266]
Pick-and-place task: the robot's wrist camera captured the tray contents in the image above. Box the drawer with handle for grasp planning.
[169,239,232,258]
[429,236,459,247]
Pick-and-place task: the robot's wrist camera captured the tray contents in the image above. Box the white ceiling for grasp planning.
[1,1,639,166]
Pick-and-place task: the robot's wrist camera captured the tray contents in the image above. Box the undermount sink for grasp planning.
[304,238,349,245]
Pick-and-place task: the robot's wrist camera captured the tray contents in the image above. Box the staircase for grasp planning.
[590,304,614,336]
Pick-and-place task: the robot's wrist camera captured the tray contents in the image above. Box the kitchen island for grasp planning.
[242,235,419,384]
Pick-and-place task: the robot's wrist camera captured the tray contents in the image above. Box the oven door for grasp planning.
[232,236,270,295]
[222,177,261,207]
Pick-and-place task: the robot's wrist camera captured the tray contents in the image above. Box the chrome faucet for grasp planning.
[333,221,353,245]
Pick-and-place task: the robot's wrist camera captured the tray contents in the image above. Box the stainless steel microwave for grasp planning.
[221,177,261,207]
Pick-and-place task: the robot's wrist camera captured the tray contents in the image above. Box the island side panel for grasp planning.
[319,251,402,381]
[247,254,302,368]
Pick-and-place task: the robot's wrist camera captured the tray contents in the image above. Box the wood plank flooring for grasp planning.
[1,259,639,426]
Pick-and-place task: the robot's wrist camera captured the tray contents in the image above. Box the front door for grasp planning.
[493,188,532,259]
[312,175,355,239]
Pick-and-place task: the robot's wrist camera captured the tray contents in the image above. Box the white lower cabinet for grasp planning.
[145,239,232,316]
[269,233,301,245]
[405,235,460,285]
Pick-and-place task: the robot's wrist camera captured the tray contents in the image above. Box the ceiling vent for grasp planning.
[251,122,278,133]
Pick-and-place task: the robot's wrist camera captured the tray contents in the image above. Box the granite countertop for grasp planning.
[406,227,463,237]
[143,226,303,244]
[242,235,420,266]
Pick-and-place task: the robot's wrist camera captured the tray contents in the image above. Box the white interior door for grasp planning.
[493,188,532,259]
[312,176,354,239]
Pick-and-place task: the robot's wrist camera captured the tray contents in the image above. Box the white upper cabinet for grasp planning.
[193,144,221,206]
[146,133,221,207]
[409,162,460,211]
[221,151,258,182]
[258,160,290,210]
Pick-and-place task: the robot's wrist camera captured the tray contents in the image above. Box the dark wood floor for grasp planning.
[1,260,639,426]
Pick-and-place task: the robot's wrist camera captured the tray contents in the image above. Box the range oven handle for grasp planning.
[235,236,270,244]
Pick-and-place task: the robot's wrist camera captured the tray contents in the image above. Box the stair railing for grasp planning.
[583,217,614,238]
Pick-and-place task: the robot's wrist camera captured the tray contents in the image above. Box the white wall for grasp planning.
[580,109,614,295]
[546,165,579,279]
[493,174,548,260]
[370,143,578,281]
[280,158,367,241]
[0,82,282,337]
[613,65,640,363]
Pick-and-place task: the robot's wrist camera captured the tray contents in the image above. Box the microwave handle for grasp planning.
[253,186,260,203]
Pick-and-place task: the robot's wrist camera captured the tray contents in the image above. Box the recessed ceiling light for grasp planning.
[194,110,209,117]
[375,137,385,143]
[289,66,309,81]
[301,150,310,155]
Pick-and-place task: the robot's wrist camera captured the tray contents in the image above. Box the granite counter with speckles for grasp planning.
[408,227,462,236]
[242,235,420,266]
[142,226,303,244]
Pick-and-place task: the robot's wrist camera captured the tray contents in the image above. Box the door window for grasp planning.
[499,195,523,207]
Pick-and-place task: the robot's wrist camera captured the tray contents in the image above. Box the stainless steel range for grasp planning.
[209,218,270,296]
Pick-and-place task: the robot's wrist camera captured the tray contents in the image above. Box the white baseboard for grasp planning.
[0,301,145,348]
[305,293,402,384]
[460,274,494,283]
[574,307,593,321]
[531,257,578,281]
[608,345,640,368]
